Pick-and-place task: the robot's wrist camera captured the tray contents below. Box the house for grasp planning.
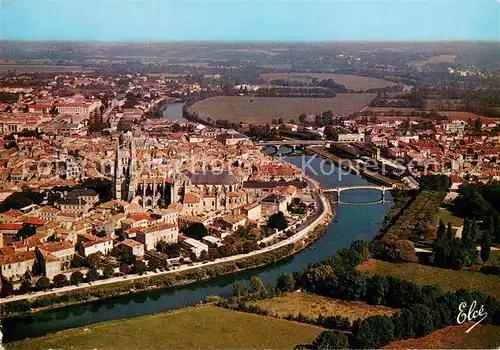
[202,235,222,248]
[0,251,36,280]
[217,214,247,231]
[337,133,365,143]
[0,209,23,223]
[216,132,251,146]
[242,202,262,221]
[261,193,288,216]
[117,239,145,257]
[66,189,100,207]
[135,222,178,250]
[181,238,208,258]
[55,197,89,214]
[78,233,113,256]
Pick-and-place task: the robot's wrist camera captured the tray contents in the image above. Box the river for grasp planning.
[2,155,392,343]
[162,102,187,122]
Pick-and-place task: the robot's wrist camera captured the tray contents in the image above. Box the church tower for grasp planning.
[114,131,137,201]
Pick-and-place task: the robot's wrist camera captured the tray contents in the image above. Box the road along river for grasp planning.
[1,155,393,342]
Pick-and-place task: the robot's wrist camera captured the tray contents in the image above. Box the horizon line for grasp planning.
[2,39,500,44]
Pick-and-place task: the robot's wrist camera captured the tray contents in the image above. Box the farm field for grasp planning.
[408,54,457,68]
[383,322,500,349]
[261,73,397,91]
[438,111,497,124]
[188,94,376,123]
[250,292,397,321]
[357,259,500,300]
[7,305,323,350]
[0,64,94,73]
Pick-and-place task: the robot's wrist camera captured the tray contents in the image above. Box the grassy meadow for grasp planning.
[188,94,376,123]
[250,292,397,321]
[8,305,324,350]
[357,259,500,300]
[260,73,397,91]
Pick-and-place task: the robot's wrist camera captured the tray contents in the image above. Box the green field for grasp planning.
[188,94,376,123]
[358,259,500,300]
[261,73,397,91]
[251,292,397,321]
[8,305,324,350]
[438,207,464,227]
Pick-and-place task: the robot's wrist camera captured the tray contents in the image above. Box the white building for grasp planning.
[337,133,365,143]
[136,222,178,250]
[181,238,208,258]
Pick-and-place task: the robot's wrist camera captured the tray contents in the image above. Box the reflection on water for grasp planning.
[2,156,392,342]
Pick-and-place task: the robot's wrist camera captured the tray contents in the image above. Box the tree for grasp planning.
[184,223,208,240]
[53,274,68,288]
[103,264,115,278]
[86,252,102,268]
[171,124,182,132]
[474,118,482,132]
[352,315,395,349]
[132,260,146,275]
[1,279,14,297]
[446,222,454,240]
[86,267,100,282]
[250,276,265,294]
[49,105,58,116]
[366,275,389,305]
[481,221,492,264]
[408,304,434,337]
[267,211,288,231]
[119,263,129,275]
[16,225,36,240]
[276,273,295,292]
[199,250,208,261]
[312,330,349,349]
[19,279,32,293]
[147,258,162,272]
[35,276,51,291]
[70,271,84,285]
[232,282,249,297]
[436,220,446,243]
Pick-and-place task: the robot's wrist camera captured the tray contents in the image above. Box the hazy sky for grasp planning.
[1,0,499,42]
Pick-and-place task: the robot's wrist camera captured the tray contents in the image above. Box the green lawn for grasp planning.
[438,207,464,227]
[358,259,500,300]
[8,305,324,350]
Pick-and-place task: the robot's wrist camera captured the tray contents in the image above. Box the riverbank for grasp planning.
[1,155,392,343]
[0,175,333,319]
[7,304,324,350]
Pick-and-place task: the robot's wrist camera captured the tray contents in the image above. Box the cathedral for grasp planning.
[113,132,250,214]
[114,131,171,209]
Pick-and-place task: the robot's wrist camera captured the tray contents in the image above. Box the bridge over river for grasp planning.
[323,184,394,203]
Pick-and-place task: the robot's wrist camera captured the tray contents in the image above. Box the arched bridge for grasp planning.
[323,184,394,203]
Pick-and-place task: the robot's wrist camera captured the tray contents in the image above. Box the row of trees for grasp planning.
[224,240,500,349]
[432,219,477,270]
[454,183,500,244]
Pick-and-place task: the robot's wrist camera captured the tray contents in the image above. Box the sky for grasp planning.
[0,0,499,42]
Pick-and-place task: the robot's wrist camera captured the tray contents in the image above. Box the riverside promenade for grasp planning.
[0,174,331,305]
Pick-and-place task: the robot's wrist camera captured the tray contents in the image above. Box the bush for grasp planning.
[86,267,100,282]
[276,273,295,292]
[70,271,84,285]
[53,274,68,288]
[312,330,349,349]
[35,276,51,291]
